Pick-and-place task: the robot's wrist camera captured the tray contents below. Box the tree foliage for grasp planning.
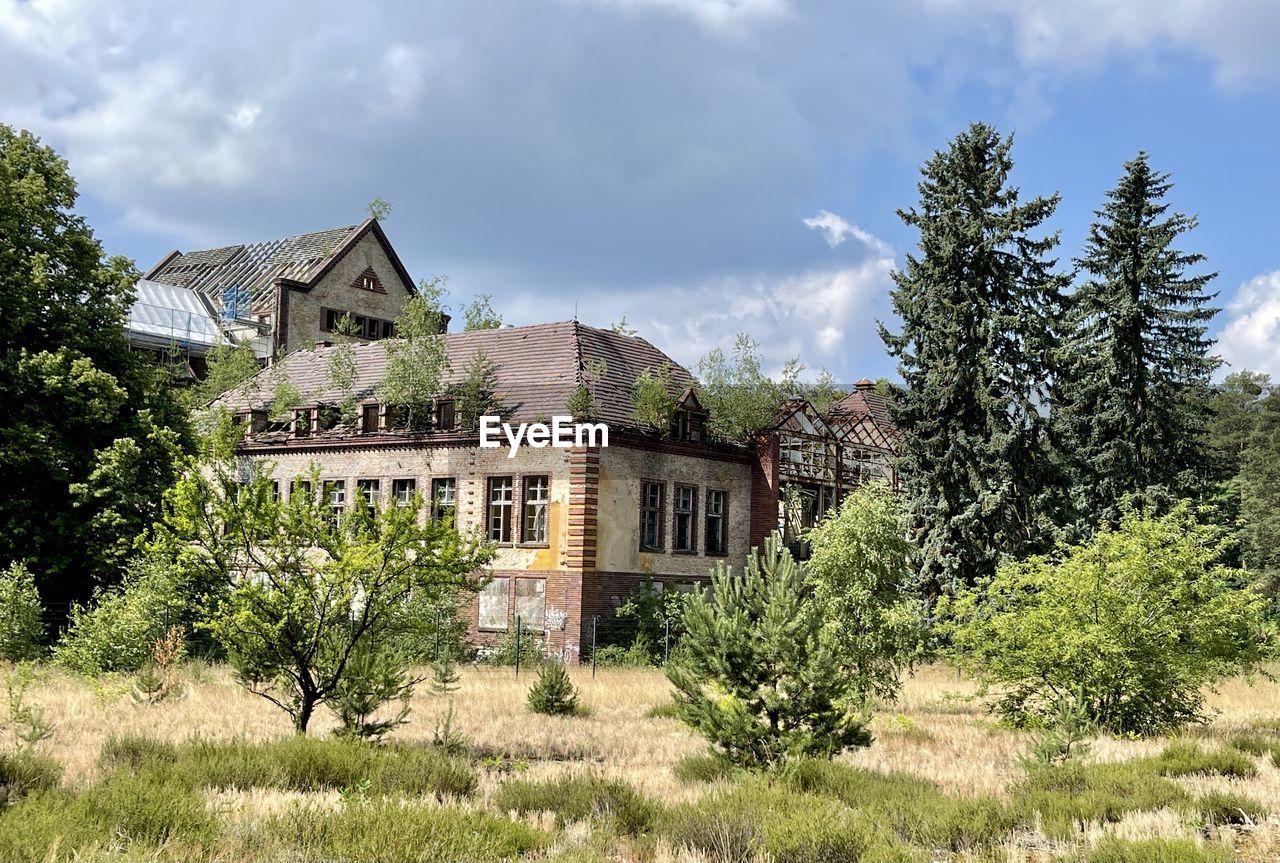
[944,504,1274,735]
[325,314,360,421]
[193,340,260,407]
[696,334,801,444]
[461,294,502,331]
[0,564,44,662]
[526,660,581,716]
[377,277,451,430]
[880,122,1067,592]
[452,349,502,429]
[805,483,926,703]
[1240,387,1280,581]
[152,416,493,733]
[0,125,193,609]
[630,364,678,432]
[667,538,871,769]
[1054,152,1220,532]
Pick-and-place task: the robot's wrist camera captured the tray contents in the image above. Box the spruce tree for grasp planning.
[1053,152,1219,531]
[880,123,1067,593]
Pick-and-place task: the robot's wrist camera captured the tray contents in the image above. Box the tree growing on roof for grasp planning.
[452,349,502,429]
[326,313,360,422]
[366,197,392,221]
[266,347,302,422]
[377,276,451,430]
[0,125,193,612]
[695,333,802,444]
[880,122,1068,592]
[630,364,678,433]
[461,294,502,331]
[567,358,608,421]
[192,339,260,407]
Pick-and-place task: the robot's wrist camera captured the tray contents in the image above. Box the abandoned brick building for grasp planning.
[216,320,899,660]
[126,218,419,376]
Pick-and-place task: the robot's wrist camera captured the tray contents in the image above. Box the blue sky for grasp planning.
[3,0,1279,383]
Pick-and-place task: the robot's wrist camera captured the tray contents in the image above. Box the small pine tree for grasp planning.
[430,650,461,696]
[667,537,872,769]
[527,660,580,716]
[452,350,502,429]
[330,639,416,741]
[1018,694,1094,771]
[566,384,595,421]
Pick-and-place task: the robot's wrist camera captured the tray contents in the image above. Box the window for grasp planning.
[487,477,513,543]
[269,481,280,502]
[432,477,456,523]
[515,577,546,629]
[436,399,456,430]
[705,489,727,555]
[674,485,696,552]
[479,577,509,630]
[325,480,346,525]
[316,404,341,431]
[294,408,312,437]
[391,478,416,506]
[640,480,664,551]
[361,404,380,434]
[357,479,380,515]
[360,273,377,291]
[522,476,550,544]
[292,479,312,501]
[322,308,342,332]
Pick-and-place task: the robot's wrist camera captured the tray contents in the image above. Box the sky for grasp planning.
[3,0,1279,383]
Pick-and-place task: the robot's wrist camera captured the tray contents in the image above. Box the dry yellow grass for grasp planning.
[10,661,1280,860]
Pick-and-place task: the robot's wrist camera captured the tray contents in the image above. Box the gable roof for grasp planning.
[215,320,694,429]
[144,218,414,312]
[827,379,900,451]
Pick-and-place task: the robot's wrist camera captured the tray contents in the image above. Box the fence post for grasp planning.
[664,617,670,665]
[515,616,522,678]
[433,608,440,662]
[591,616,598,679]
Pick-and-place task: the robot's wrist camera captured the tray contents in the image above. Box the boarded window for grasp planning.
[479,577,509,631]
[514,577,546,630]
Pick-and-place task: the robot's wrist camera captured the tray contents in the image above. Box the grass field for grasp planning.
[3,662,1280,861]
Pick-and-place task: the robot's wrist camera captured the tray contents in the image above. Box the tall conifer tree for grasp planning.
[1053,153,1219,531]
[880,123,1066,593]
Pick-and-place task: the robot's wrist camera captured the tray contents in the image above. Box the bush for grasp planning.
[1012,761,1188,840]
[672,752,736,783]
[590,638,657,668]
[667,538,871,769]
[945,505,1276,735]
[330,639,414,741]
[491,773,658,834]
[660,781,914,863]
[1144,742,1257,778]
[527,661,581,716]
[266,799,545,863]
[1198,790,1266,826]
[1226,733,1279,758]
[0,563,44,661]
[484,630,546,667]
[1066,837,1231,863]
[99,735,476,799]
[52,557,184,675]
[0,750,60,805]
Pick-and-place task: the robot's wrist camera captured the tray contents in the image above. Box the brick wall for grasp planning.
[749,431,780,552]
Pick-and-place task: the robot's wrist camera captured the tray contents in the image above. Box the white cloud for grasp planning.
[803,210,894,257]
[581,0,789,32]
[1219,270,1280,376]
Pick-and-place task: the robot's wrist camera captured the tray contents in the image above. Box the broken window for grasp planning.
[432,477,456,523]
[361,403,380,434]
[674,485,696,552]
[514,577,546,629]
[705,489,727,555]
[522,476,549,544]
[640,480,664,551]
[487,477,513,543]
[436,399,456,430]
[391,478,416,506]
[479,577,509,631]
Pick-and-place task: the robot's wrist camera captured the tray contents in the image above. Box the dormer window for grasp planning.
[436,399,456,431]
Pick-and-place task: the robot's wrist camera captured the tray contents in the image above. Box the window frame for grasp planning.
[487,475,515,544]
[356,478,380,515]
[673,484,698,554]
[324,479,346,526]
[520,475,551,546]
[478,576,510,632]
[431,477,457,523]
[704,488,728,556]
[639,479,666,552]
[391,478,417,507]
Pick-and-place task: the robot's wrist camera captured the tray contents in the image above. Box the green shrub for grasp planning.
[1198,790,1266,826]
[267,799,545,862]
[1065,837,1231,863]
[667,538,871,769]
[944,505,1276,735]
[52,558,184,675]
[590,637,657,668]
[672,752,737,783]
[1013,761,1188,840]
[0,750,60,805]
[491,773,658,834]
[330,638,414,741]
[1144,742,1257,778]
[99,735,179,772]
[645,700,679,719]
[484,630,545,667]
[527,661,581,716]
[100,735,476,799]
[1225,732,1278,757]
[661,781,916,863]
[0,563,44,661]
[0,774,214,862]
[781,759,1017,852]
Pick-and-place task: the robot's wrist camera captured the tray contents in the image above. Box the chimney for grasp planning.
[854,378,874,392]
